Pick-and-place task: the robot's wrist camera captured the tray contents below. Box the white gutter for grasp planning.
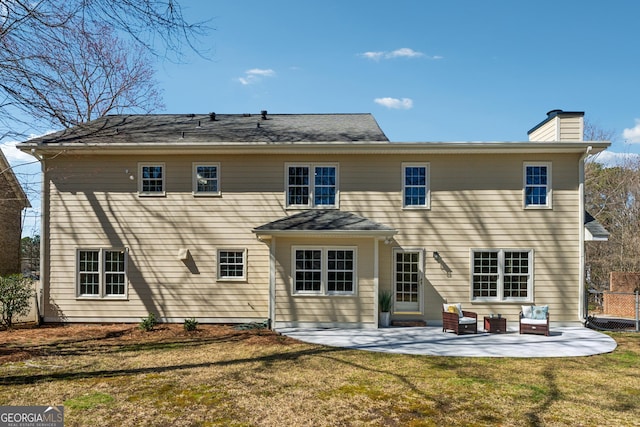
[578,146,592,321]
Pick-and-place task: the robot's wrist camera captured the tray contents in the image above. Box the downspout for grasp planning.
[268,236,276,329]
[38,153,47,323]
[374,237,380,327]
[578,146,592,322]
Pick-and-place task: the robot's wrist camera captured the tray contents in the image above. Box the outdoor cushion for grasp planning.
[459,316,477,325]
[532,305,548,320]
[521,305,533,318]
[443,303,463,318]
[520,318,548,325]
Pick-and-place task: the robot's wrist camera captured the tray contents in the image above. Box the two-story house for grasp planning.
[18,110,609,328]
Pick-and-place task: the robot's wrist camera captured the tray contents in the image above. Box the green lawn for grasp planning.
[1,324,638,426]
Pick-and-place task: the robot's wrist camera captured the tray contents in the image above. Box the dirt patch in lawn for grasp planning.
[0,323,295,365]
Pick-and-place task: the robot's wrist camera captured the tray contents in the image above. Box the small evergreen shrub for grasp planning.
[0,275,35,328]
[139,313,157,331]
[184,317,198,331]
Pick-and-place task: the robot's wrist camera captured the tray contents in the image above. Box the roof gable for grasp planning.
[0,150,30,208]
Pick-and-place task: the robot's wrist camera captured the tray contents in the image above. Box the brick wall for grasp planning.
[0,176,23,275]
[604,272,640,318]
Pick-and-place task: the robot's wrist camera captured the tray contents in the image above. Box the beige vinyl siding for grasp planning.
[529,114,584,142]
[559,115,584,141]
[528,118,558,141]
[355,153,581,323]
[44,150,583,324]
[45,154,276,322]
[273,236,376,327]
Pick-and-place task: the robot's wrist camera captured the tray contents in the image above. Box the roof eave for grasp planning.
[252,229,397,238]
[18,141,611,156]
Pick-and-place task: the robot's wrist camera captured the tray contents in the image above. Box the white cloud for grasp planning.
[360,48,441,61]
[361,51,385,61]
[623,119,640,143]
[0,140,37,165]
[388,48,424,58]
[374,97,414,110]
[589,150,640,167]
[237,68,276,85]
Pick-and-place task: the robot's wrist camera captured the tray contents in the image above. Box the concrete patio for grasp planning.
[278,325,618,358]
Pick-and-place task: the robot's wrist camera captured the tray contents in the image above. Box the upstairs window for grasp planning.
[139,163,165,196]
[286,163,338,208]
[193,163,221,196]
[524,162,551,208]
[403,163,430,209]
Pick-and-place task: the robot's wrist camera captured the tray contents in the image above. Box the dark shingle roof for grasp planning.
[27,113,389,145]
[585,211,610,240]
[253,210,396,235]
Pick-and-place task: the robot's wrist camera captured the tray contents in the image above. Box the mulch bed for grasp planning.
[0,323,296,365]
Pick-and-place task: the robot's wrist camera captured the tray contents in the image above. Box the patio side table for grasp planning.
[484,316,506,333]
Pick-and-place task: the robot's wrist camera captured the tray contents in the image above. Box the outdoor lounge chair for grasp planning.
[442,303,477,334]
[519,305,550,336]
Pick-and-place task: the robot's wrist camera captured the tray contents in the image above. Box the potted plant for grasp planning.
[378,289,393,327]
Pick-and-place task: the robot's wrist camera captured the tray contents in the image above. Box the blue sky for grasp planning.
[3,0,640,236]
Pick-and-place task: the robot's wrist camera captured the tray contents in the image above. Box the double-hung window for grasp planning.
[217,249,246,281]
[293,247,356,295]
[286,163,338,208]
[402,163,430,209]
[139,163,165,196]
[471,249,533,302]
[77,249,127,298]
[524,162,551,208]
[193,163,221,196]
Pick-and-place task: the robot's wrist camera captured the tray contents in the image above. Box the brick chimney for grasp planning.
[528,109,584,141]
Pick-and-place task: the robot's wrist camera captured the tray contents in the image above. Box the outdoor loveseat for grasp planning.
[519,305,550,336]
[442,303,478,335]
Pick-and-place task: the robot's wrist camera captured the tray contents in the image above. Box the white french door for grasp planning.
[393,249,424,313]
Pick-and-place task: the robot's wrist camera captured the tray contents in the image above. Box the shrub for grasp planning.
[0,275,35,328]
[184,317,198,331]
[139,313,157,331]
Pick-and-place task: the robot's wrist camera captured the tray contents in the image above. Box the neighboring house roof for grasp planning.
[0,149,30,208]
[253,210,397,237]
[20,113,390,145]
[585,211,610,241]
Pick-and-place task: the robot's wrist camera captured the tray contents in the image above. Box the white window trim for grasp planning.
[217,248,247,281]
[285,163,340,209]
[138,162,166,197]
[76,248,128,300]
[192,162,221,196]
[523,162,552,209]
[469,248,534,303]
[402,162,431,209]
[291,246,357,296]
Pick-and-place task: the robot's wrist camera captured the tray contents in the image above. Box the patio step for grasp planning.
[391,320,427,327]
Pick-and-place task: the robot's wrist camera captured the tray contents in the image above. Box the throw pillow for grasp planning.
[444,303,462,317]
[521,305,533,319]
[532,305,548,320]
